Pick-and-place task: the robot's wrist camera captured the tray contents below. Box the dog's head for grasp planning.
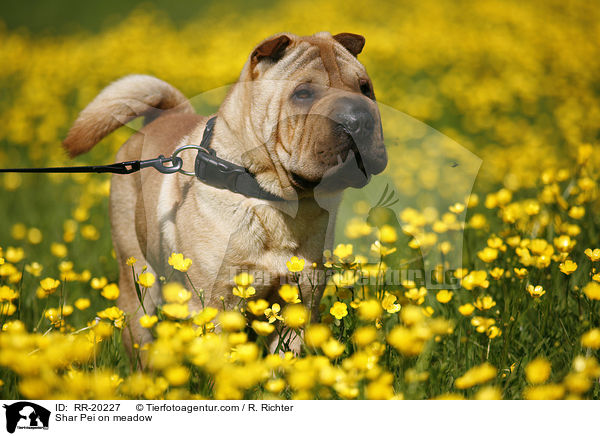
[220,32,387,197]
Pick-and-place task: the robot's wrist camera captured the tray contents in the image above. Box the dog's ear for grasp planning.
[333,33,365,56]
[251,34,292,67]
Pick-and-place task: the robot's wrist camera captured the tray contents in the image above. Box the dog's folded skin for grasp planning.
[63,32,387,355]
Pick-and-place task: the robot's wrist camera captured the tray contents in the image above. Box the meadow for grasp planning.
[0,0,599,399]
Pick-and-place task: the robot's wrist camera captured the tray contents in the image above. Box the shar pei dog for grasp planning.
[63,31,387,352]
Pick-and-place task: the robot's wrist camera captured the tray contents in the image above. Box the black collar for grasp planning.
[193,117,285,201]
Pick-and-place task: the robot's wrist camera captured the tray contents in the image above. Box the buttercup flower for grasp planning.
[330,302,348,320]
[252,320,275,336]
[559,260,577,275]
[526,285,546,298]
[358,299,382,321]
[436,290,453,304]
[265,304,283,323]
[140,314,158,328]
[247,299,269,316]
[168,253,193,272]
[278,284,301,304]
[126,257,137,266]
[138,271,156,288]
[163,283,192,304]
[282,304,308,328]
[39,277,60,295]
[458,303,475,316]
[74,298,91,310]
[286,256,305,273]
[233,285,256,299]
[101,283,120,300]
[382,292,401,313]
[525,358,551,384]
[585,248,600,262]
[583,282,600,300]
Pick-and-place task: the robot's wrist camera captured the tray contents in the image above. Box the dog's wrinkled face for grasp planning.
[243,32,387,193]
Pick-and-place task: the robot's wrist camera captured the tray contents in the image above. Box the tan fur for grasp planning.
[63,32,385,355]
[63,75,193,157]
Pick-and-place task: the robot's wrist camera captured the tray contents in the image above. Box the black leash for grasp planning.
[0,117,284,202]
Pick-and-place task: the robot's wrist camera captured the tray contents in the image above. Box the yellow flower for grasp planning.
[382,292,401,313]
[458,303,475,316]
[247,299,269,316]
[24,262,43,277]
[525,358,551,384]
[162,282,192,304]
[370,240,397,257]
[585,248,600,262]
[305,324,331,348]
[164,366,189,386]
[90,277,108,290]
[559,260,577,275]
[140,314,158,328]
[265,303,283,323]
[333,243,353,261]
[193,307,218,326]
[97,306,125,325]
[81,224,100,240]
[252,320,275,336]
[526,284,546,298]
[486,326,502,339]
[265,379,286,393]
[234,272,254,287]
[358,299,382,321]
[449,202,465,214]
[378,225,398,243]
[489,267,504,280]
[168,253,193,272]
[352,326,377,347]
[219,311,246,332]
[138,271,156,288]
[0,302,16,316]
[474,386,502,400]
[523,384,565,400]
[581,328,600,348]
[477,247,498,263]
[568,206,585,219]
[404,287,427,305]
[278,284,301,303]
[286,256,305,273]
[455,363,497,389]
[321,338,345,359]
[461,271,489,290]
[583,282,600,300]
[126,256,137,266]
[39,277,60,295]
[74,298,91,310]
[50,242,68,258]
[0,286,19,302]
[101,283,120,300]
[436,290,453,304]
[5,247,25,263]
[474,295,496,311]
[233,285,256,299]
[282,304,308,328]
[471,317,496,334]
[330,302,348,320]
[332,270,358,287]
[513,267,528,279]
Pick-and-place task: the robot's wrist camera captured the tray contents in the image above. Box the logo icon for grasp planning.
[3,402,50,434]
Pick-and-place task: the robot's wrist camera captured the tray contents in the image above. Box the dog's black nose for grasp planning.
[334,97,375,139]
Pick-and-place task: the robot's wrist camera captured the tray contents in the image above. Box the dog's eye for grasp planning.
[359,79,374,100]
[292,86,315,101]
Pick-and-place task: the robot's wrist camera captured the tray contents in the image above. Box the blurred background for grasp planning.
[0,0,598,286]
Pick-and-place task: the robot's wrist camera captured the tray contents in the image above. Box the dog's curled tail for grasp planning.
[63,74,194,158]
